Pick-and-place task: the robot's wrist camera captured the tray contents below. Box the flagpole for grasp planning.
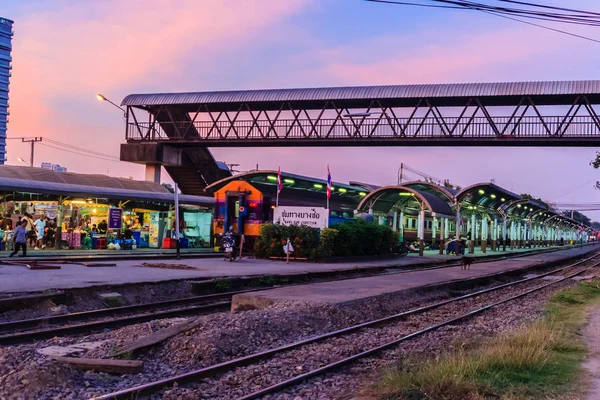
[276,167,281,207]
[326,164,330,210]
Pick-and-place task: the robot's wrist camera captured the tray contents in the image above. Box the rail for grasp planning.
[126,115,600,144]
[90,250,599,400]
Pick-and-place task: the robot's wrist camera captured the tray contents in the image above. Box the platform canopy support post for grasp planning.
[418,206,425,257]
[439,217,445,255]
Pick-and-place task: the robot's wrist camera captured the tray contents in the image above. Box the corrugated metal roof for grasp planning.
[0,176,213,206]
[205,170,366,194]
[0,166,168,193]
[122,80,600,107]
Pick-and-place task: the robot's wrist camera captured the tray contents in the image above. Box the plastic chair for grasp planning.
[97,237,107,249]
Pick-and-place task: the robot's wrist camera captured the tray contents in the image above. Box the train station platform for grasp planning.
[0,245,593,294]
[230,245,599,310]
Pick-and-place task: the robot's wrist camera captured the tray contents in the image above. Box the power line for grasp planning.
[365,0,600,43]
[481,9,600,45]
[44,138,119,160]
[38,143,123,163]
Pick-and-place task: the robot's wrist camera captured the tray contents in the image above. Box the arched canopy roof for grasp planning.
[349,181,380,192]
[357,186,455,219]
[205,170,369,202]
[402,181,456,205]
[457,182,521,213]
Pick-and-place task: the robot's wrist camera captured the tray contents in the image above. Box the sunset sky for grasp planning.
[3,0,600,218]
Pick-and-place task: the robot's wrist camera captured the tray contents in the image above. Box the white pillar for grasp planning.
[392,211,398,232]
[455,207,461,241]
[399,210,404,241]
[419,206,425,257]
[417,213,422,239]
[445,218,450,238]
[432,216,437,244]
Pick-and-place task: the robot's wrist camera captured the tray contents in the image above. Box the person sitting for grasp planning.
[123,226,134,240]
[90,224,99,235]
[2,214,12,231]
[131,218,141,230]
[43,225,56,248]
[98,220,108,234]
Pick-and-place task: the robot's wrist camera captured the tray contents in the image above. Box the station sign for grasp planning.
[273,206,328,229]
[108,208,123,230]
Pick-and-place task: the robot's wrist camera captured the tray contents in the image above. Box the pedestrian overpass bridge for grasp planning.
[119,80,600,193]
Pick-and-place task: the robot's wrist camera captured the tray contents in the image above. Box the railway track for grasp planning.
[89,252,600,400]
[0,245,580,346]
[0,289,252,344]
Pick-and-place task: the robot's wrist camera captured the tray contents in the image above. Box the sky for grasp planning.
[3,0,600,219]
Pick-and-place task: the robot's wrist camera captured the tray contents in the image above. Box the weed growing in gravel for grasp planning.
[213,278,231,292]
[374,279,600,400]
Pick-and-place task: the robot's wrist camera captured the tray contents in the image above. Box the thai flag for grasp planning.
[327,166,332,199]
[277,167,282,194]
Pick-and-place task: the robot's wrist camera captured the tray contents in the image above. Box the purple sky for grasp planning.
[4,0,600,219]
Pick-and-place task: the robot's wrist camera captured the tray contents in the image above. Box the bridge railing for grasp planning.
[126,115,600,141]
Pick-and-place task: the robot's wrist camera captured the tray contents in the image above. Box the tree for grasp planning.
[520,193,549,209]
[563,210,591,226]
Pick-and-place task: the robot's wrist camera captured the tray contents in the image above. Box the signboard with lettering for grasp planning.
[273,206,328,229]
[108,208,123,230]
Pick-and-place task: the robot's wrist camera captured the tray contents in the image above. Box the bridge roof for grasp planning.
[122,80,600,110]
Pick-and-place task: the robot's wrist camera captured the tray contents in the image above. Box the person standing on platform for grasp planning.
[34,216,46,250]
[23,214,35,248]
[2,214,12,231]
[10,220,28,257]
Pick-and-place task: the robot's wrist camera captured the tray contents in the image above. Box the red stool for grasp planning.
[97,238,107,249]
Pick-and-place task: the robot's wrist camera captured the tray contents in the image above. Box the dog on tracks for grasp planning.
[460,256,475,270]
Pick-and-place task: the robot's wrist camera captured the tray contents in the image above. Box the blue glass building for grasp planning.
[0,18,12,163]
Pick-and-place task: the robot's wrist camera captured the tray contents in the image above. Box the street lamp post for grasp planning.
[96,94,126,117]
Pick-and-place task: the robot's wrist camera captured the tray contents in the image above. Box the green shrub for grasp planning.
[254,220,398,260]
[253,223,320,259]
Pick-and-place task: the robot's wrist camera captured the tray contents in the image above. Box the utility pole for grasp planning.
[21,137,42,167]
[397,162,403,185]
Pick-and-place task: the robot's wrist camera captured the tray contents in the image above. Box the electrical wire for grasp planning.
[480,9,600,44]
[365,0,600,43]
[38,143,123,163]
[43,139,119,160]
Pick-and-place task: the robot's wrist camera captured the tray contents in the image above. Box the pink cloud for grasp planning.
[7,0,311,174]
[315,27,573,85]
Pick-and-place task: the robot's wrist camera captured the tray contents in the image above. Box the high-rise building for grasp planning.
[0,17,13,164]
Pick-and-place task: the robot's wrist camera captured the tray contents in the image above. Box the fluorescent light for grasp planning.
[399,192,412,197]
[284,179,295,184]
[267,176,277,181]
[313,184,323,189]
[478,189,485,195]
[338,188,347,193]
[491,194,496,199]
[359,192,367,197]
[501,198,506,202]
